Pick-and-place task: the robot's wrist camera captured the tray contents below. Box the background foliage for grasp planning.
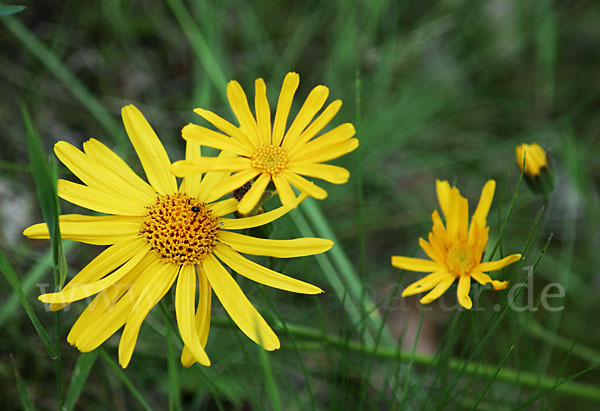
[1,0,599,409]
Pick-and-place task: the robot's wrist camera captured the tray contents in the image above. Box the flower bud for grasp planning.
[515,143,556,195]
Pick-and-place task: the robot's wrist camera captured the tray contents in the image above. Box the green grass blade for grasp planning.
[0,249,59,359]
[63,351,98,411]
[0,5,25,16]
[257,333,282,411]
[11,356,36,411]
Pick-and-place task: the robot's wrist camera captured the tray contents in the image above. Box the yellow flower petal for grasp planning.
[202,254,280,350]
[435,180,452,218]
[283,99,342,151]
[57,179,147,216]
[272,72,300,146]
[418,237,443,263]
[237,173,271,215]
[227,80,261,147]
[182,124,253,156]
[283,172,328,200]
[218,231,333,258]
[207,198,238,217]
[181,268,212,367]
[82,138,156,201]
[288,123,356,160]
[203,169,261,203]
[254,78,271,146]
[471,270,508,290]
[478,254,521,272]
[287,163,350,184]
[121,105,177,195]
[171,157,251,175]
[179,140,203,197]
[175,265,211,366]
[220,197,302,230]
[273,174,298,208]
[282,85,329,146]
[24,214,140,245]
[419,276,455,304]
[472,180,495,224]
[195,152,237,201]
[391,256,442,272]
[214,244,323,294]
[119,262,179,367]
[457,275,473,309]
[193,108,255,148]
[401,270,450,297]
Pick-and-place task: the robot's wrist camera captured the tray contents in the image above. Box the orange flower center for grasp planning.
[446,243,476,276]
[140,193,219,265]
[251,145,288,176]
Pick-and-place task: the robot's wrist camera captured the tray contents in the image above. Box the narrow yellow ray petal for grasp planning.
[181,268,212,367]
[118,263,179,367]
[418,238,443,263]
[254,78,271,146]
[121,105,177,195]
[435,180,452,218]
[291,138,359,164]
[273,174,298,208]
[182,124,253,156]
[287,163,350,184]
[478,254,521,272]
[193,108,255,148]
[220,195,304,229]
[214,244,323,294]
[175,265,211,366]
[180,140,203,197]
[83,138,156,200]
[283,99,342,151]
[202,169,260,203]
[288,123,356,159]
[218,231,333,258]
[237,174,271,215]
[202,254,279,350]
[457,195,469,242]
[471,270,508,290]
[195,152,236,201]
[281,85,329,146]
[24,214,140,245]
[272,72,300,146]
[172,157,251,175]
[472,180,496,224]
[58,179,147,216]
[457,274,473,309]
[207,198,238,217]
[391,256,442,272]
[227,80,261,146]
[401,270,449,297]
[419,276,455,304]
[283,172,328,200]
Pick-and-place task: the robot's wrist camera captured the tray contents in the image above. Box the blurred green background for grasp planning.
[1,1,599,409]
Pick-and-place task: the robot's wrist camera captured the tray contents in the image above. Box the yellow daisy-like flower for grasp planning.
[23,105,332,368]
[515,143,547,177]
[392,180,521,309]
[171,72,359,215]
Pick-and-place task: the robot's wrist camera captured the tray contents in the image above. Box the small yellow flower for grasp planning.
[24,105,332,368]
[172,72,358,215]
[515,143,547,177]
[392,180,521,309]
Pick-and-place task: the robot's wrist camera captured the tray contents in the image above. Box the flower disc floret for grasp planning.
[251,145,288,176]
[140,193,219,265]
[446,243,476,276]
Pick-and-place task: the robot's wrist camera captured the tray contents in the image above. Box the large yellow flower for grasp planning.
[23,105,332,368]
[171,72,358,215]
[392,180,521,309]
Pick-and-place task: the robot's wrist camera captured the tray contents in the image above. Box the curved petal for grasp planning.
[182,124,252,156]
[227,80,261,147]
[478,254,521,272]
[181,267,212,367]
[118,262,179,367]
[175,265,211,366]
[419,276,455,304]
[435,180,452,218]
[418,238,444,263]
[254,78,271,146]
[207,198,238,217]
[287,163,350,184]
[283,172,328,200]
[24,214,141,245]
[272,72,300,146]
[472,180,495,224]
[282,85,329,146]
[179,140,203,197]
[273,174,298,208]
[171,157,251,175]
[193,108,255,148]
[202,254,279,350]
[219,195,305,230]
[457,274,473,309]
[121,105,177,195]
[288,123,356,160]
[218,231,333,258]
[203,169,260,203]
[283,99,342,151]
[471,270,508,290]
[401,270,450,297]
[391,256,443,272]
[57,179,147,216]
[237,173,271,215]
[214,244,322,294]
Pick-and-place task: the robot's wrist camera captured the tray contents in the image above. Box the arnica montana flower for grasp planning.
[171,72,359,215]
[515,143,555,195]
[392,180,521,309]
[23,105,332,368]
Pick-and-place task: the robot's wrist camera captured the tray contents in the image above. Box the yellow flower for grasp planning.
[515,143,548,177]
[24,105,332,368]
[171,72,358,215]
[392,180,521,309]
